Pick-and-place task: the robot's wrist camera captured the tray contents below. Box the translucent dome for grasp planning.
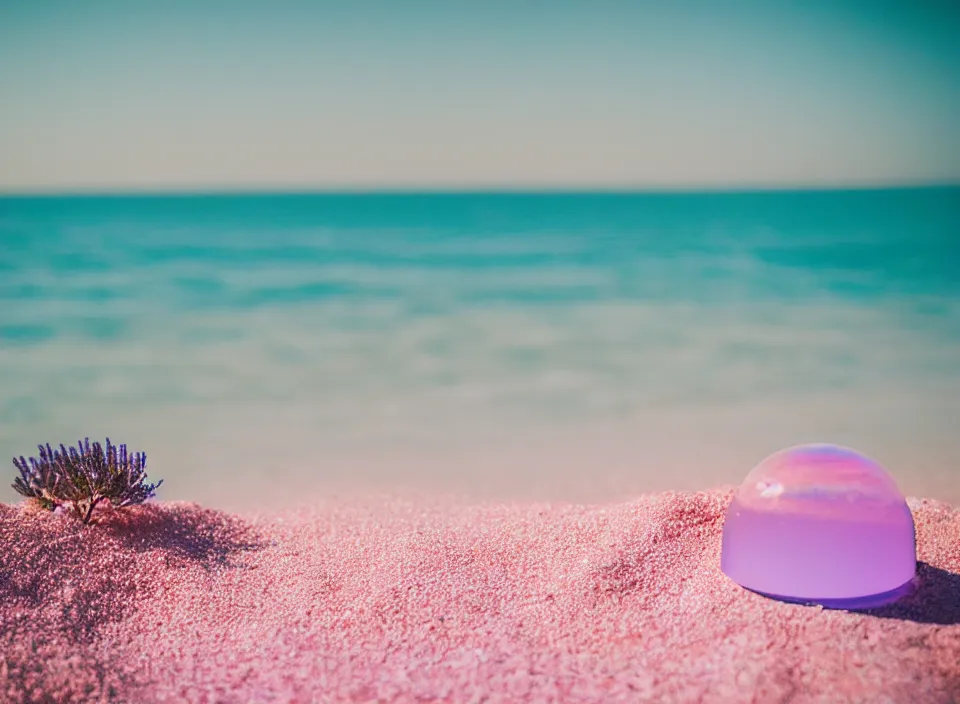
[721,443,916,609]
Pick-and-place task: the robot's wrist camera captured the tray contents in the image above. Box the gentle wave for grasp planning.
[1,191,958,506]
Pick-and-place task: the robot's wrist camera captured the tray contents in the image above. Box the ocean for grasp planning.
[1,190,958,510]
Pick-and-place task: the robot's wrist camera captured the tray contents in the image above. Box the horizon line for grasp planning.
[1,181,958,198]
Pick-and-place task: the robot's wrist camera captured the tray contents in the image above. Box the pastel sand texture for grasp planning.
[2,491,959,704]
[721,444,917,608]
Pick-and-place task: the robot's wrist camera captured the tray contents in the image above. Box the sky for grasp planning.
[0,1,958,191]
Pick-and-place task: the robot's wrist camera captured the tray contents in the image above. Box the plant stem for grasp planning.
[82,496,105,524]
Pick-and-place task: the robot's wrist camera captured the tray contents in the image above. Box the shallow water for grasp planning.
[1,190,958,509]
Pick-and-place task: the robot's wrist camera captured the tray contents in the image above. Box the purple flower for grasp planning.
[12,438,163,524]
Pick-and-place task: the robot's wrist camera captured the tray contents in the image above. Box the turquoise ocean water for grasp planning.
[1,190,958,510]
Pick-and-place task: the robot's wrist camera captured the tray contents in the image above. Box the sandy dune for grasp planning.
[1,489,958,703]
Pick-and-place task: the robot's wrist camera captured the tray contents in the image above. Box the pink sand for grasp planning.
[1,489,958,703]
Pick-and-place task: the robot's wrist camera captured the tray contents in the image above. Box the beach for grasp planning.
[3,0,959,699]
[2,489,958,703]
[1,192,958,701]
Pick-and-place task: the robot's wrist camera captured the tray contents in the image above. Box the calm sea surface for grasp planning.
[1,190,958,509]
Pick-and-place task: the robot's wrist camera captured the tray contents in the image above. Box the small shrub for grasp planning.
[12,438,163,524]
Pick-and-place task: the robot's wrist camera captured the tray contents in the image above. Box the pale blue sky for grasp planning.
[1,1,958,190]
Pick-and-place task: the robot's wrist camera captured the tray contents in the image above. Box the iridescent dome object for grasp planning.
[721,443,916,609]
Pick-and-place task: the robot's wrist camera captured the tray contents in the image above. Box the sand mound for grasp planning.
[1,491,958,703]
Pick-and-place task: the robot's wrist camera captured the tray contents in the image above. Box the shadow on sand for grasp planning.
[862,562,960,625]
[98,502,268,569]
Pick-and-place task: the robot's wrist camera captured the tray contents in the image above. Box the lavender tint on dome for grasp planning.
[721,444,916,609]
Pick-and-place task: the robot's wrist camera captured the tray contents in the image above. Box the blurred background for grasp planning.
[1,2,958,510]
